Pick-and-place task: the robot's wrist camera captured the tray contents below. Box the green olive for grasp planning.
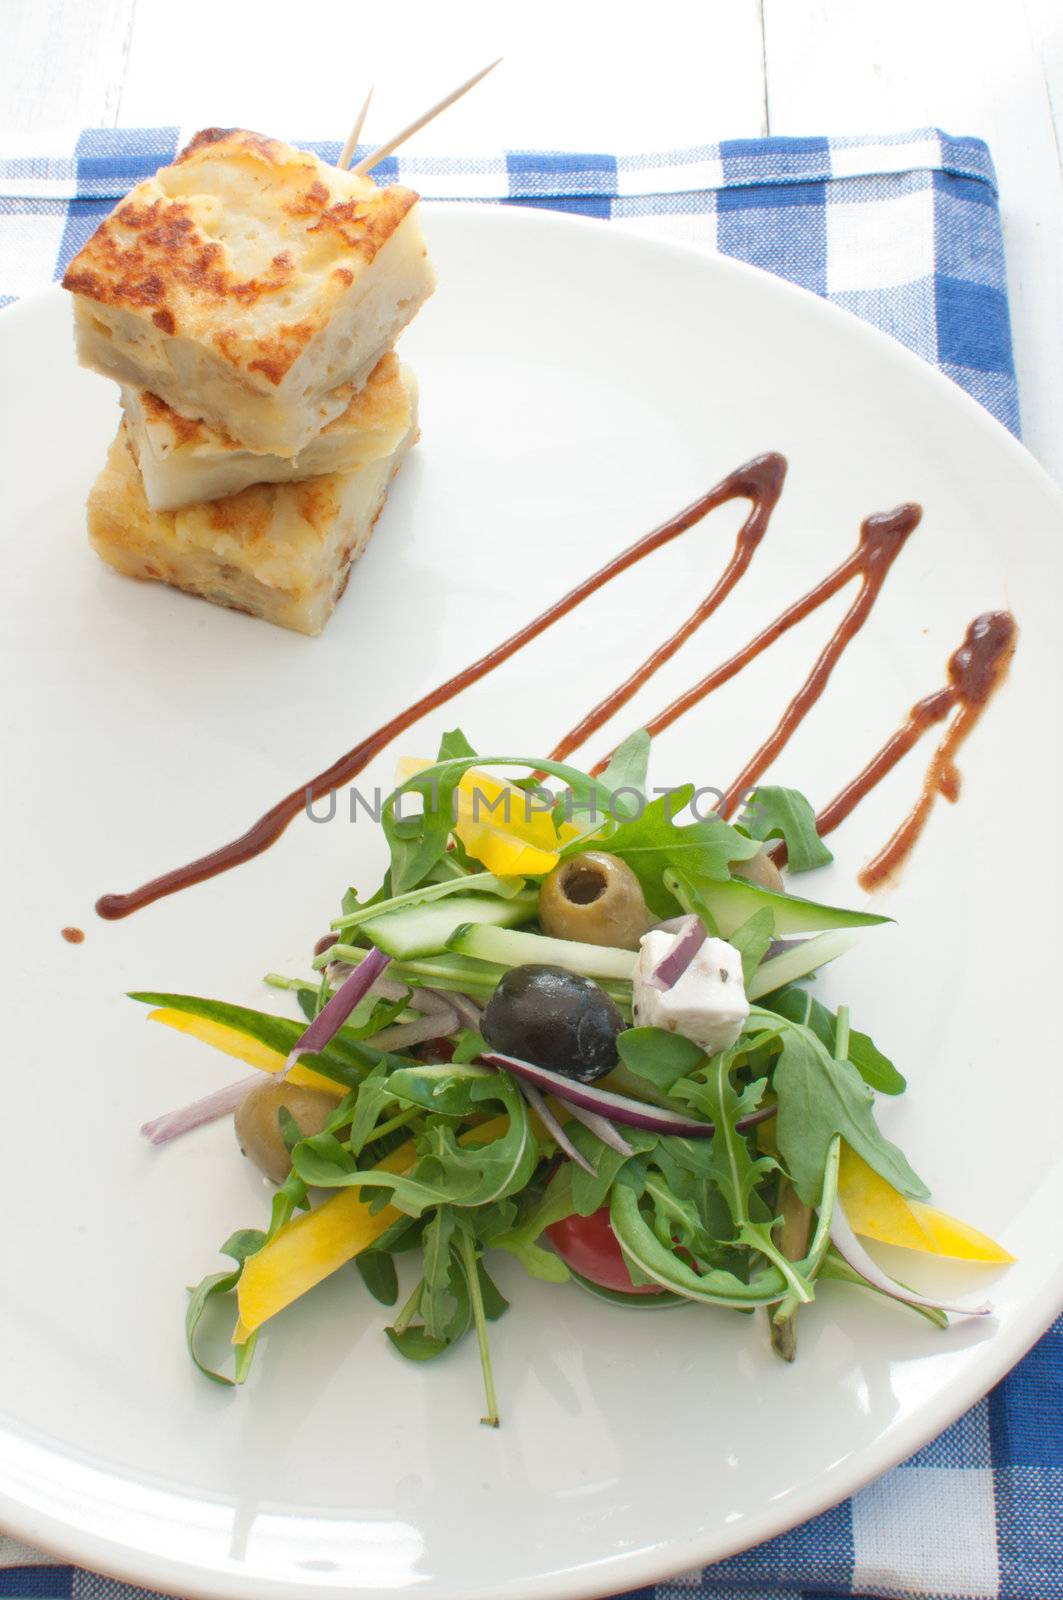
[234,1081,337,1185]
[539,851,651,950]
[731,849,785,894]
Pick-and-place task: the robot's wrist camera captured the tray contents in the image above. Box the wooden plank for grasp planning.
[116,0,767,148]
[0,0,136,131]
[762,0,1063,486]
[1024,0,1063,165]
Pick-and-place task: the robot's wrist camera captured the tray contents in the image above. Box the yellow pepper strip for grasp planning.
[396,757,581,877]
[147,1008,344,1097]
[839,1145,1015,1263]
[234,1115,511,1340]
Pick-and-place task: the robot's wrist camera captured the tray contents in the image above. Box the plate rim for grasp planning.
[2,200,1062,1600]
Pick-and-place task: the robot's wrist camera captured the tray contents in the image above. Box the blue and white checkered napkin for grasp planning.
[0,128,1056,1600]
[0,124,1020,434]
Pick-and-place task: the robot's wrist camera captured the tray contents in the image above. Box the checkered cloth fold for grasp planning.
[0,126,1056,1600]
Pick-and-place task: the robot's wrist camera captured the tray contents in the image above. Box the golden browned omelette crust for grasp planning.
[87,398,418,636]
[63,128,419,386]
[136,349,406,455]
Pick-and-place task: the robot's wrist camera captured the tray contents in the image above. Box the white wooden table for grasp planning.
[4,0,1062,484]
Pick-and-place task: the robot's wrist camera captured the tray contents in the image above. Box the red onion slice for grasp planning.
[830,1199,992,1318]
[369,1008,460,1053]
[365,977,469,1025]
[517,1080,597,1175]
[563,1100,635,1157]
[285,945,391,1075]
[405,987,460,1018]
[430,990,484,1030]
[482,1051,774,1139]
[142,1072,260,1146]
[648,915,706,991]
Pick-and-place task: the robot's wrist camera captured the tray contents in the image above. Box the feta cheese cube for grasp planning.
[633,929,749,1055]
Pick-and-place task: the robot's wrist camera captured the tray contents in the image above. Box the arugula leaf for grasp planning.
[334,871,526,935]
[737,786,833,873]
[296,987,318,1023]
[385,1230,507,1388]
[664,866,720,936]
[451,1029,487,1064]
[185,1228,266,1386]
[616,1027,705,1092]
[336,992,412,1041]
[727,906,776,986]
[277,1105,303,1157]
[590,729,651,818]
[762,985,905,1095]
[671,1055,775,1233]
[581,789,759,917]
[453,1221,503,1424]
[650,1138,737,1249]
[385,1262,473,1361]
[490,1121,656,1273]
[339,875,397,930]
[475,1259,510,1321]
[462,1197,519,1244]
[567,1122,657,1214]
[490,1172,581,1265]
[385,1324,451,1361]
[381,752,617,893]
[608,1185,789,1308]
[437,728,479,762]
[292,1066,539,1217]
[421,1208,459,1339]
[749,1009,927,1203]
[346,1062,397,1157]
[368,1213,424,1256]
[294,985,412,1045]
[386,1061,497,1119]
[186,1169,310,1386]
[641,1170,721,1264]
[355,1251,399,1306]
[292,1131,357,1185]
[497,1236,571,1283]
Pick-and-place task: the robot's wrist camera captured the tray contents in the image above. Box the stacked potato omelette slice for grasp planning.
[63,127,435,635]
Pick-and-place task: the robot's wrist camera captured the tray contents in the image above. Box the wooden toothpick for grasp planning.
[338,87,374,171]
[351,59,502,177]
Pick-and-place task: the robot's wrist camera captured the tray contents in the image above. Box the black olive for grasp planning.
[481,964,623,1083]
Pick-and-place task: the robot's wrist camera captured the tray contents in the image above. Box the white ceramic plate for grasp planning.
[1,205,1062,1600]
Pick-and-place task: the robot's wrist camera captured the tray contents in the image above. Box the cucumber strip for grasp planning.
[356,890,539,960]
[331,871,526,932]
[447,922,638,983]
[747,929,860,999]
[662,868,888,937]
[319,945,631,1016]
[331,944,506,994]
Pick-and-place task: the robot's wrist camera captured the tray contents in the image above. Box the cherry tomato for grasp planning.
[546,1206,663,1295]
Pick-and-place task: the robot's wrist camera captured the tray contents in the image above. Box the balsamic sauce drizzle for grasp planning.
[814,610,1017,889]
[95,455,1015,919]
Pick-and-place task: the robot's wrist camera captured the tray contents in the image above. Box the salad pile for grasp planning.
[136,730,1011,1424]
